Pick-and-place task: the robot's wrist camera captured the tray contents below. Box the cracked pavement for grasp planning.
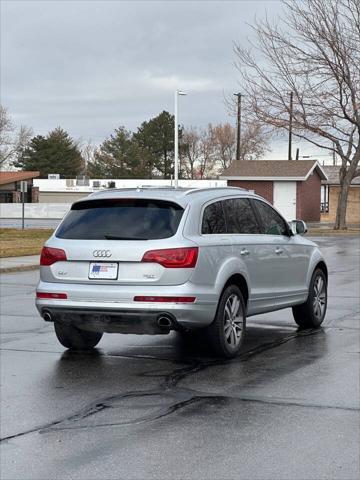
[1,236,359,480]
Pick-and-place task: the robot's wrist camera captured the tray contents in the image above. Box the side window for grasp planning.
[202,201,226,234]
[224,198,260,234]
[252,200,288,236]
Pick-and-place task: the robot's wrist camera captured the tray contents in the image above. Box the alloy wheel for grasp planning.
[313,275,326,320]
[223,293,243,348]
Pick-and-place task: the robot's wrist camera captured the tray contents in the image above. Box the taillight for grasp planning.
[134,296,196,303]
[40,247,67,266]
[141,247,198,268]
[36,292,67,299]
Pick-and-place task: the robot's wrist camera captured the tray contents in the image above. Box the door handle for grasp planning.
[240,249,250,256]
[275,248,284,255]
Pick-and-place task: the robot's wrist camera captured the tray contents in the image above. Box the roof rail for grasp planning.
[184,186,248,196]
[134,185,189,190]
[89,188,139,197]
[88,186,192,197]
[88,185,248,198]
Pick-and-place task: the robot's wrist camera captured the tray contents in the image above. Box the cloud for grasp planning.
[1,0,284,143]
[143,71,216,92]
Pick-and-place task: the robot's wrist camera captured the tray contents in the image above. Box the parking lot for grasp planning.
[1,236,359,480]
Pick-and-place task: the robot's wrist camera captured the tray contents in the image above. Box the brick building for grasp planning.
[221,160,327,221]
[0,171,40,203]
[321,166,360,225]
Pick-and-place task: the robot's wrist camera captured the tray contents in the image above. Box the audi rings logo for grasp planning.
[93,250,112,258]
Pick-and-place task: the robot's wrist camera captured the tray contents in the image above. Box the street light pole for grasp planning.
[234,93,242,161]
[174,90,186,188]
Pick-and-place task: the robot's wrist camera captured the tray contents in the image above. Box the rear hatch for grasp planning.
[41,197,197,286]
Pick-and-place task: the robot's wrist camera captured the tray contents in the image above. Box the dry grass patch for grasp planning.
[0,228,54,258]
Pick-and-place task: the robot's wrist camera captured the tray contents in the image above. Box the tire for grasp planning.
[292,268,327,329]
[205,285,246,358]
[54,322,103,350]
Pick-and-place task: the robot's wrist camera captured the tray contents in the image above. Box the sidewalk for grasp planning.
[0,255,39,274]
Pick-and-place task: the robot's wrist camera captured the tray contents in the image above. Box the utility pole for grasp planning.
[234,93,242,161]
[288,91,293,160]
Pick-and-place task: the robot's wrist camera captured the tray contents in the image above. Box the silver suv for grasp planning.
[36,187,328,357]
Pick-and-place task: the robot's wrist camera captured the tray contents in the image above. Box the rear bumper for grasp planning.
[41,307,180,335]
[36,280,218,332]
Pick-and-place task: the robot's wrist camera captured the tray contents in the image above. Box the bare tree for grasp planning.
[180,127,201,179]
[234,0,360,229]
[239,120,269,161]
[0,106,32,170]
[180,125,217,179]
[209,123,235,171]
[197,127,217,179]
[209,121,269,168]
[80,140,98,175]
[181,122,268,178]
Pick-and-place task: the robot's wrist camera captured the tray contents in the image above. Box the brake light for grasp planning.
[40,247,67,266]
[134,296,196,303]
[36,292,67,299]
[141,247,198,268]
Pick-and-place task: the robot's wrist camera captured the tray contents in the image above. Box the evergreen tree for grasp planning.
[87,127,148,178]
[134,111,175,178]
[15,127,83,178]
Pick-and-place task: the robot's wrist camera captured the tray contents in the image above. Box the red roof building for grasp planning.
[0,171,40,203]
[221,160,327,222]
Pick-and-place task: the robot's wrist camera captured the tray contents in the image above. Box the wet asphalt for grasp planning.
[0,236,359,480]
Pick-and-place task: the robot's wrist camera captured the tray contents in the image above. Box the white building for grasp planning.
[33,178,227,203]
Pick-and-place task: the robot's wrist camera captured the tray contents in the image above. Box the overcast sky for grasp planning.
[1,0,329,160]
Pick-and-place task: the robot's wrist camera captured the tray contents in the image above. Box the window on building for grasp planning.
[321,185,329,213]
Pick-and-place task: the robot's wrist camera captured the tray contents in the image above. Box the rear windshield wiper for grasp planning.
[104,234,148,240]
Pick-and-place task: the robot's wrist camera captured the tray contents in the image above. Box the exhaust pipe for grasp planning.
[43,310,52,322]
[157,315,173,328]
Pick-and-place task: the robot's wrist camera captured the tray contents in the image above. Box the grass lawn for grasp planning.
[0,228,54,258]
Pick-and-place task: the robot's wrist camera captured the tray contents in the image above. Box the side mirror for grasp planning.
[289,219,307,236]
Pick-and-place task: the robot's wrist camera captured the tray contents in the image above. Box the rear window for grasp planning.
[56,198,184,240]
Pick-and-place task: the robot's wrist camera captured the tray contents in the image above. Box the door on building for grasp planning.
[273,181,296,220]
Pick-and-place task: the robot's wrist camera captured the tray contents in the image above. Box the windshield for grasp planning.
[56,198,184,240]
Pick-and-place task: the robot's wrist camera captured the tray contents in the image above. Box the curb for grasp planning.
[0,265,39,274]
[308,231,360,236]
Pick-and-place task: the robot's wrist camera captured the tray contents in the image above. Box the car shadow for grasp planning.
[51,321,328,390]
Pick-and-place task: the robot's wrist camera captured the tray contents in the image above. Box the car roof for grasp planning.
[83,186,258,207]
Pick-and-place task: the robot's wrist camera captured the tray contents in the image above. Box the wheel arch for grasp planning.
[307,250,328,288]
[314,260,328,282]
[222,274,249,309]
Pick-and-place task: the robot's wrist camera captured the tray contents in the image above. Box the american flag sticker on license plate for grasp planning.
[89,262,118,279]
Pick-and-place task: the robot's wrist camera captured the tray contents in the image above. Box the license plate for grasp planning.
[89,262,118,280]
